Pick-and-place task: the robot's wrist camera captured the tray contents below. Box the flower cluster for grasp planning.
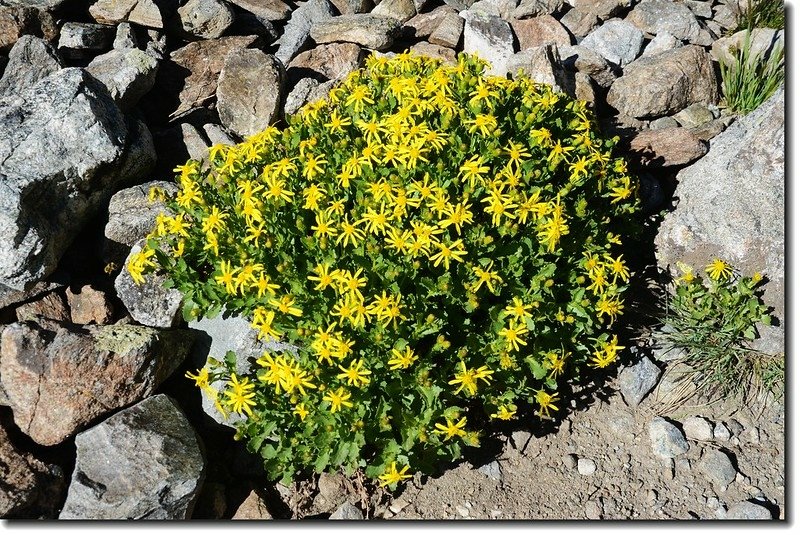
[140,52,639,486]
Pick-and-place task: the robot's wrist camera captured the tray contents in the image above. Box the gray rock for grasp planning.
[189,312,296,427]
[573,0,631,20]
[508,44,568,91]
[203,123,237,146]
[315,472,350,512]
[725,501,773,520]
[0,68,155,290]
[404,5,456,38]
[330,501,364,520]
[726,419,744,437]
[14,290,70,323]
[626,127,708,168]
[89,0,166,28]
[626,0,713,45]
[477,460,502,480]
[0,34,61,98]
[67,285,114,325]
[104,180,178,265]
[672,102,715,128]
[511,14,570,49]
[227,0,292,21]
[310,14,401,50]
[460,9,515,75]
[654,87,784,331]
[649,417,689,458]
[559,7,599,39]
[59,394,205,519]
[470,0,517,19]
[712,2,737,31]
[180,122,211,161]
[510,429,533,452]
[565,71,597,106]
[682,0,713,19]
[0,280,64,310]
[580,18,642,67]
[641,31,680,57]
[410,41,458,64]
[144,28,167,59]
[562,453,578,469]
[113,22,139,49]
[275,0,336,66]
[585,499,602,519]
[115,240,184,328]
[86,48,159,111]
[713,421,732,442]
[429,11,464,48]
[288,42,363,83]
[698,448,737,490]
[649,116,679,130]
[332,0,374,14]
[682,416,714,441]
[57,21,114,56]
[285,77,321,116]
[577,458,596,475]
[512,0,564,18]
[177,0,235,39]
[711,28,784,66]
[232,490,273,519]
[217,49,284,138]
[371,0,417,22]
[618,356,661,407]
[0,412,64,518]
[0,320,192,446]
[607,45,718,118]
[557,44,615,87]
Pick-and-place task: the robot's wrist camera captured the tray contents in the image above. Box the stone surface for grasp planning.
[649,116,679,130]
[607,45,718,119]
[0,6,54,53]
[580,18,642,67]
[626,127,708,168]
[115,240,184,328]
[217,48,284,138]
[0,34,61,98]
[57,21,114,56]
[713,422,732,441]
[14,290,69,322]
[725,501,773,520]
[0,68,155,290]
[558,44,615,87]
[0,281,64,310]
[59,394,205,519]
[682,0,713,19]
[688,117,730,142]
[104,180,178,265]
[113,21,138,49]
[573,0,630,20]
[288,42,363,83]
[275,0,336,66]
[332,0,374,14]
[0,412,64,518]
[0,320,192,445]
[559,7,599,39]
[477,460,502,480]
[89,0,167,28]
[284,77,321,116]
[177,0,235,39]
[372,0,416,21]
[429,10,464,48]
[410,41,457,63]
[86,47,159,112]
[618,356,661,407]
[507,44,567,91]
[159,35,258,118]
[310,14,401,50]
[698,448,737,490]
[203,123,236,146]
[405,5,456,38]
[66,285,114,325]
[511,14,570,49]
[626,0,712,46]
[641,31,680,58]
[682,416,714,442]
[316,472,350,512]
[330,501,364,519]
[649,417,689,459]
[460,9,514,76]
[654,87,784,339]
[577,458,596,476]
[227,0,292,21]
[232,490,273,519]
[469,0,516,19]
[512,0,564,18]
[711,28,784,66]
[672,102,714,128]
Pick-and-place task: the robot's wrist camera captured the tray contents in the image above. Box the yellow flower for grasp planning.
[498,321,528,352]
[434,416,467,440]
[675,261,695,284]
[605,254,630,284]
[439,201,474,235]
[324,108,353,134]
[311,211,337,239]
[308,263,336,291]
[705,258,733,281]
[293,403,309,421]
[251,307,282,339]
[471,261,502,293]
[596,295,624,323]
[535,390,559,418]
[323,386,354,413]
[448,361,493,396]
[336,359,372,387]
[214,260,237,294]
[429,239,467,270]
[303,154,327,179]
[388,346,418,370]
[459,155,490,188]
[252,272,279,298]
[490,405,517,420]
[264,174,294,203]
[126,247,156,285]
[378,462,412,487]
[464,113,497,136]
[336,215,366,248]
[224,374,257,416]
[503,297,533,321]
[269,294,303,317]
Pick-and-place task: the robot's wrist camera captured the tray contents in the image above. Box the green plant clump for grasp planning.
[662,259,782,401]
[732,0,785,33]
[720,28,785,116]
[132,52,639,486]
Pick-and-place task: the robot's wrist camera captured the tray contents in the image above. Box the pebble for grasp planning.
[389,499,410,514]
[456,505,470,517]
[618,356,662,407]
[682,416,714,441]
[698,448,737,490]
[725,501,773,520]
[477,460,502,481]
[646,489,658,503]
[585,500,603,520]
[649,417,690,459]
[713,422,731,441]
[577,458,597,476]
[330,502,364,520]
[562,453,578,470]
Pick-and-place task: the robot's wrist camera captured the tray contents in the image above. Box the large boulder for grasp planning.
[288,42,364,83]
[85,47,159,112]
[607,45,718,119]
[460,9,514,76]
[177,0,235,39]
[59,394,206,519]
[310,14,401,50]
[89,0,173,29]
[274,0,336,66]
[0,320,193,445]
[654,87,784,354]
[625,0,713,46]
[0,68,155,290]
[0,34,62,98]
[579,18,643,68]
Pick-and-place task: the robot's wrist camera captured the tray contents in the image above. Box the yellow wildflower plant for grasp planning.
[133,52,639,486]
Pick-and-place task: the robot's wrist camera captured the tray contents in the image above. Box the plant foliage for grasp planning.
[720,28,784,116]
